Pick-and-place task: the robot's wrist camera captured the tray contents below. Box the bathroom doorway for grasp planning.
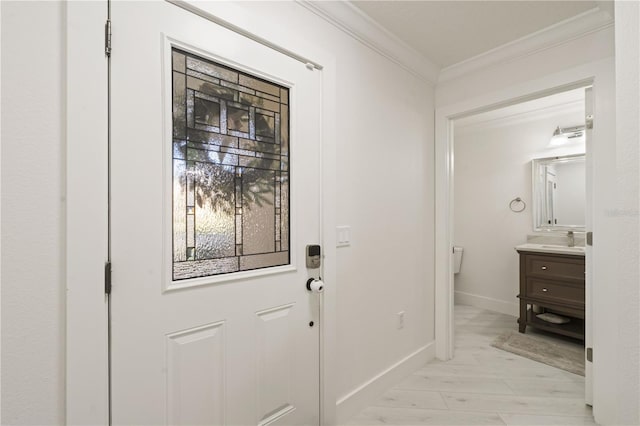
[446,84,594,407]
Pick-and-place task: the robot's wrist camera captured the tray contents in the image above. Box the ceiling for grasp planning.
[351,1,600,68]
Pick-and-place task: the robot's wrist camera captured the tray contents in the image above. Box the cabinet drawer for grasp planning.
[525,255,585,281]
[526,278,584,306]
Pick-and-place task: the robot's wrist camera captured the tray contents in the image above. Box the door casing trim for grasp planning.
[435,76,594,360]
[434,58,615,419]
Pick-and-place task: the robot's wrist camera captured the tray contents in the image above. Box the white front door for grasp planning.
[110,2,322,424]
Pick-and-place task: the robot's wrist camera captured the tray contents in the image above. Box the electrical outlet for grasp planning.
[397,311,405,330]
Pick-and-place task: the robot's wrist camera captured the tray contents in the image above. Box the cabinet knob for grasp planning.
[541,266,547,270]
[542,288,548,292]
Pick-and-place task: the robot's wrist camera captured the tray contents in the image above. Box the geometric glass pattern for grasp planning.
[172,48,290,280]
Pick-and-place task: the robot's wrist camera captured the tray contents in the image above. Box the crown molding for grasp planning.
[296,1,440,85]
[438,7,614,84]
[296,2,612,87]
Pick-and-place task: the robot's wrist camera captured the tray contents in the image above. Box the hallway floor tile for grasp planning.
[347,305,594,426]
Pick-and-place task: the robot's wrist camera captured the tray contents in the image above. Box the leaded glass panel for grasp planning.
[172,48,290,280]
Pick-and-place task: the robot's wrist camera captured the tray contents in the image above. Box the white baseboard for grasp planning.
[336,342,435,424]
[455,291,519,317]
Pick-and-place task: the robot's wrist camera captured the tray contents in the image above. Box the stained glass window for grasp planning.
[172,48,290,280]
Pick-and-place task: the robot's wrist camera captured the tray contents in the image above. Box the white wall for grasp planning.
[328,28,434,419]
[454,107,584,316]
[613,1,640,424]
[1,2,67,424]
[2,1,436,424]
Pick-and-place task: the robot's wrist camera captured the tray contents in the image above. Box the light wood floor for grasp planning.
[347,304,595,425]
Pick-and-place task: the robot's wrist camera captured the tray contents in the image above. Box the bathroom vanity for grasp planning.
[512,154,587,340]
[516,245,585,340]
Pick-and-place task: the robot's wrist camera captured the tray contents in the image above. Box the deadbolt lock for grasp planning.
[306,244,321,269]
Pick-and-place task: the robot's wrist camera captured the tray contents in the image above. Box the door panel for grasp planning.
[166,321,225,426]
[256,304,296,423]
[110,2,321,424]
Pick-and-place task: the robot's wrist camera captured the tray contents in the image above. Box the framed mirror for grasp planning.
[532,154,585,231]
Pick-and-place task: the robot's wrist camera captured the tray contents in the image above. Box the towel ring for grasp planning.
[509,197,526,213]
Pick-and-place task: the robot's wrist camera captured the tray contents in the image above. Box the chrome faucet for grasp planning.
[567,231,575,247]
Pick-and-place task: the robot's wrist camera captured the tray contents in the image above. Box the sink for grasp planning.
[515,243,585,256]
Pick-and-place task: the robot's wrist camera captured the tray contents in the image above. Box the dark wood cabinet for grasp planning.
[517,250,585,340]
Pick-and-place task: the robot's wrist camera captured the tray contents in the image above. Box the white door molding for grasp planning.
[434,58,615,423]
[436,79,592,358]
[66,1,337,424]
[66,2,110,424]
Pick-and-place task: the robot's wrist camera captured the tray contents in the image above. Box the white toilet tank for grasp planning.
[453,246,464,274]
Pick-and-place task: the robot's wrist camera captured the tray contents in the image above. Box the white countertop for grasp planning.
[515,243,585,256]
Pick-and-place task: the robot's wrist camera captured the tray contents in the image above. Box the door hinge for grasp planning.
[587,231,593,246]
[586,114,594,130]
[105,261,112,295]
[105,19,112,57]
[586,347,593,362]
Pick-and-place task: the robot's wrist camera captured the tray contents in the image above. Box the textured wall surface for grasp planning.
[1,2,67,424]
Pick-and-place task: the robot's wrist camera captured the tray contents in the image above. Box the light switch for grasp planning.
[336,226,351,247]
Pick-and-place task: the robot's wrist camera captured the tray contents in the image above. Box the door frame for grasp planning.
[66,2,337,424]
[434,58,615,409]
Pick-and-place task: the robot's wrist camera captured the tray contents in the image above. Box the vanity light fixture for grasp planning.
[549,125,586,146]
